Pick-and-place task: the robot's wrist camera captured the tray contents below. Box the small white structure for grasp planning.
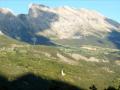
[61,69,66,76]
[0,31,3,35]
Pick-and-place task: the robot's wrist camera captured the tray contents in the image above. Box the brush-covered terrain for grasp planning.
[0,35,120,90]
[0,3,120,90]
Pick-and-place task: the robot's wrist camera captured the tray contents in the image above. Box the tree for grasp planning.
[89,85,97,90]
[32,37,37,45]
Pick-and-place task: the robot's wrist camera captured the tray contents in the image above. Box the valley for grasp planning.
[0,3,120,90]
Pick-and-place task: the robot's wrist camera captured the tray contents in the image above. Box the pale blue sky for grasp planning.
[0,0,120,22]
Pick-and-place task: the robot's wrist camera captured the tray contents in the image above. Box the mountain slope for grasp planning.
[0,4,120,48]
[0,41,120,90]
[28,4,120,48]
[0,8,55,45]
[28,4,120,39]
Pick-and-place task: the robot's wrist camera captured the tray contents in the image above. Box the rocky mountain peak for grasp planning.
[0,8,13,15]
[28,3,51,17]
[29,3,49,9]
[79,8,105,19]
[26,4,120,39]
[28,3,50,12]
[0,3,120,46]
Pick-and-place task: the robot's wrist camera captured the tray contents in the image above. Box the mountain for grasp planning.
[0,4,120,90]
[0,7,55,45]
[29,4,120,38]
[0,4,120,48]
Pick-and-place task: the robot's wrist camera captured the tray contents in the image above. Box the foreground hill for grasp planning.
[0,34,120,89]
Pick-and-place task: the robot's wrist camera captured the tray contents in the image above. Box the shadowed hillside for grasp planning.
[0,73,120,90]
[107,30,120,49]
[0,73,84,90]
[0,7,59,45]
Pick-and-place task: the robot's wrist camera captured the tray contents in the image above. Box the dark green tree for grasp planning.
[89,85,97,90]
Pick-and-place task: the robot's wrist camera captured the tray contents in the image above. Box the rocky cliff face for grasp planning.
[0,4,120,47]
[27,4,120,39]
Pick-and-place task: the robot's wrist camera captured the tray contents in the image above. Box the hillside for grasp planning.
[0,3,120,90]
[0,36,120,89]
[0,4,120,48]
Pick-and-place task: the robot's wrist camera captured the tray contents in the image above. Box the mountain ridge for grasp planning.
[0,4,120,48]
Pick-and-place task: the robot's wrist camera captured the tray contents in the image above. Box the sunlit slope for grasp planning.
[0,35,26,47]
[0,43,120,89]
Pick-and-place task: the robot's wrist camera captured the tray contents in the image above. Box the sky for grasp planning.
[0,0,120,23]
